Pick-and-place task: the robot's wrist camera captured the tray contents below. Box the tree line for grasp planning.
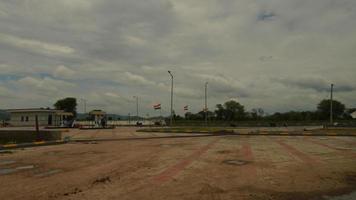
[180,99,354,121]
[53,97,355,121]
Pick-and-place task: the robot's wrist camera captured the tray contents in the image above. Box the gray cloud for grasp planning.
[0,0,356,115]
[257,11,276,21]
[276,77,356,92]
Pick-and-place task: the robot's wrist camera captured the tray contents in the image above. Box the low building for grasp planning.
[89,110,106,122]
[351,111,356,119]
[7,108,73,127]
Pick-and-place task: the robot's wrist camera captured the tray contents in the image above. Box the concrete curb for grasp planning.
[70,134,224,143]
[137,129,213,134]
[138,129,356,137]
[0,140,66,150]
[235,132,356,137]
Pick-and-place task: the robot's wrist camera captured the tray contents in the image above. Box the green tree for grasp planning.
[185,112,193,120]
[215,104,225,120]
[250,108,264,120]
[54,97,77,117]
[224,100,245,120]
[317,99,345,120]
[214,100,246,121]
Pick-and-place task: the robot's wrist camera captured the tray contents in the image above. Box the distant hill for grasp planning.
[0,110,10,121]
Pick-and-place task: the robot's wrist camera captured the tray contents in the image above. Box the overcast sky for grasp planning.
[0,0,355,116]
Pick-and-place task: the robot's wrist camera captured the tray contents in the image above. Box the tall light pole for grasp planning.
[133,96,139,122]
[168,71,174,126]
[80,98,87,114]
[205,82,208,126]
[330,84,334,126]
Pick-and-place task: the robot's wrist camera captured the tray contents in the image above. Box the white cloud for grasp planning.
[53,65,76,79]
[121,72,156,86]
[16,76,76,96]
[104,92,121,98]
[0,33,75,56]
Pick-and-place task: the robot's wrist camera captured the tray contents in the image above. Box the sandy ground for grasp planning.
[1,127,356,200]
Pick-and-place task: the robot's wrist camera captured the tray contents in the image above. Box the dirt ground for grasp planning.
[1,127,356,200]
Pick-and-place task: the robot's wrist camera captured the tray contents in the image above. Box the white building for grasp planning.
[351,111,356,119]
[7,108,73,127]
[89,110,106,126]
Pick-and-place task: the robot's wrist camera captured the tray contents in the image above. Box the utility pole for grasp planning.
[205,82,208,126]
[133,96,139,122]
[35,115,39,135]
[330,83,334,126]
[168,71,174,126]
[128,113,131,125]
[80,98,87,114]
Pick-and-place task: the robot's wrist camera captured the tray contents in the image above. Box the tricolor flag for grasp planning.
[153,103,161,110]
[184,105,188,111]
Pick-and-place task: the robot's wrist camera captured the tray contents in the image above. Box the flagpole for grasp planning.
[168,71,174,127]
[205,82,208,127]
[160,108,162,125]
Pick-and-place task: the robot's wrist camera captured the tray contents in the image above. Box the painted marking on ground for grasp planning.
[240,143,254,161]
[276,140,320,165]
[152,138,220,185]
[240,142,257,183]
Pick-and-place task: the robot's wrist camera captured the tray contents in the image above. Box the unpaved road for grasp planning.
[1,127,356,200]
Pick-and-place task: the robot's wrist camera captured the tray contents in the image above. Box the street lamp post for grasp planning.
[330,84,334,126]
[133,96,139,122]
[128,113,131,125]
[80,98,87,114]
[168,71,174,126]
[205,82,208,126]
